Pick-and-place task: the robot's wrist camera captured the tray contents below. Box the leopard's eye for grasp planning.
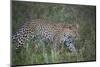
[67,35,72,38]
[69,41,72,44]
[64,34,66,37]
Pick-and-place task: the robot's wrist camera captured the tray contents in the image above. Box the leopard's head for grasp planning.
[62,24,80,53]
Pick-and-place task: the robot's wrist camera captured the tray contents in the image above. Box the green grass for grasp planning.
[12,1,96,65]
[12,39,84,65]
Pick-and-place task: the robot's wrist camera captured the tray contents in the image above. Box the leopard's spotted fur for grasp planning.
[12,19,79,52]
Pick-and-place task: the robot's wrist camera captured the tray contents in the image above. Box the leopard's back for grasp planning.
[12,19,79,52]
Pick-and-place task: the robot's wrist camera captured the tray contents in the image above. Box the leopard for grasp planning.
[12,19,79,57]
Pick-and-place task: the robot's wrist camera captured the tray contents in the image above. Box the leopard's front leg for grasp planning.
[51,34,61,62]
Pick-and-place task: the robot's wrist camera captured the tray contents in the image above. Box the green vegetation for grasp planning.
[12,1,96,65]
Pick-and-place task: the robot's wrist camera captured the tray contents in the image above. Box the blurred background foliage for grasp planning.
[12,1,96,65]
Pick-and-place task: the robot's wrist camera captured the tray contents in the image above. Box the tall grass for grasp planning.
[12,1,96,65]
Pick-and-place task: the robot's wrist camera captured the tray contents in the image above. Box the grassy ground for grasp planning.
[12,1,96,65]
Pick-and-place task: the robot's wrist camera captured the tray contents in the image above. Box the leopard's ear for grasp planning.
[75,23,80,39]
[76,24,79,29]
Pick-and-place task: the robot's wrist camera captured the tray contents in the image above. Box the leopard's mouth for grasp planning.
[64,41,77,53]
